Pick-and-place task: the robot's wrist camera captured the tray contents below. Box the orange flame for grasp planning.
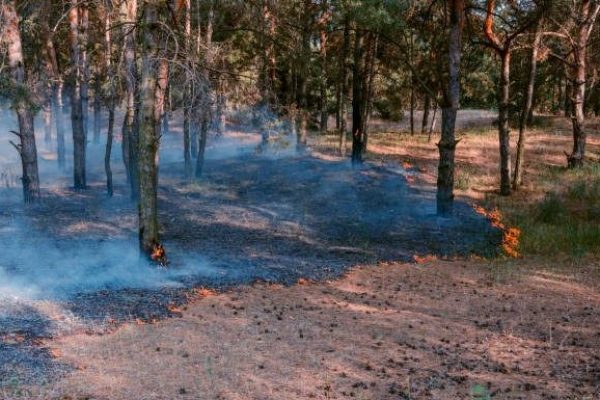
[150,243,167,265]
[474,205,521,258]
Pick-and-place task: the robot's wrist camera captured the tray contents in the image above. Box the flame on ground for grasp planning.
[150,243,168,266]
[474,205,521,258]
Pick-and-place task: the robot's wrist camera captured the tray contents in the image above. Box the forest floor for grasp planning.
[2,113,600,399]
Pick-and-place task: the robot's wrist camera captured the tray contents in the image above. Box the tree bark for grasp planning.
[296,0,311,153]
[196,0,215,179]
[318,1,331,134]
[104,0,115,196]
[436,0,463,216]
[80,5,90,142]
[351,29,365,166]
[338,20,350,155]
[121,0,139,198]
[183,0,193,178]
[1,0,41,203]
[513,23,542,189]
[138,0,165,262]
[93,76,102,144]
[498,50,512,195]
[362,32,378,154]
[55,80,66,168]
[69,1,86,189]
[567,1,600,168]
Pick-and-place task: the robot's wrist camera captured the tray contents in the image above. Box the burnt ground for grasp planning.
[0,128,501,388]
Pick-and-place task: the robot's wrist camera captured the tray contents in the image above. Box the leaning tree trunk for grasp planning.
[138,0,165,262]
[436,0,463,216]
[2,0,41,203]
[497,50,511,195]
[68,2,86,189]
[513,23,541,189]
[351,29,365,166]
[568,1,600,168]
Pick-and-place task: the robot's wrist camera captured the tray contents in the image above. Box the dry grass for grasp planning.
[315,113,600,262]
[4,113,600,400]
[7,260,599,400]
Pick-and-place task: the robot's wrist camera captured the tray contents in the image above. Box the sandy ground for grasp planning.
[2,110,600,399]
[5,260,598,400]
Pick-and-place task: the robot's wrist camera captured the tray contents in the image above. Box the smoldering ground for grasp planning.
[0,106,502,386]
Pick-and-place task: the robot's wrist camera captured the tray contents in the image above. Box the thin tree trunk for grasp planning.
[422,94,431,135]
[351,29,365,165]
[121,0,138,197]
[437,0,463,215]
[362,32,378,154]
[568,1,600,168]
[338,20,350,155]
[183,0,192,178]
[2,0,41,203]
[513,23,541,189]
[428,98,438,142]
[138,0,165,262]
[104,0,115,196]
[93,77,102,144]
[80,5,90,142]
[318,1,330,134]
[498,50,511,195]
[69,2,86,189]
[43,94,53,146]
[410,81,415,135]
[196,0,215,179]
[296,0,311,153]
[55,80,66,168]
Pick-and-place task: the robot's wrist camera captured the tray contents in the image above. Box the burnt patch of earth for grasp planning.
[0,151,502,387]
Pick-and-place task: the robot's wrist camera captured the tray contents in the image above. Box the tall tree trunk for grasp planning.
[183,0,193,178]
[513,23,542,189]
[568,1,600,168]
[318,1,330,134]
[436,0,463,216]
[338,20,350,155]
[296,0,311,152]
[497,50,511,195]
[351,29,365,166]
[80,5,90,142]
[362,32,378,154]
[196,0,215,179]
[2,0,41,203]
[103,0,115,196]
[260,0,276,107]
[138,0,165,262]
[121,0,139,197]
[69,1,86,189]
